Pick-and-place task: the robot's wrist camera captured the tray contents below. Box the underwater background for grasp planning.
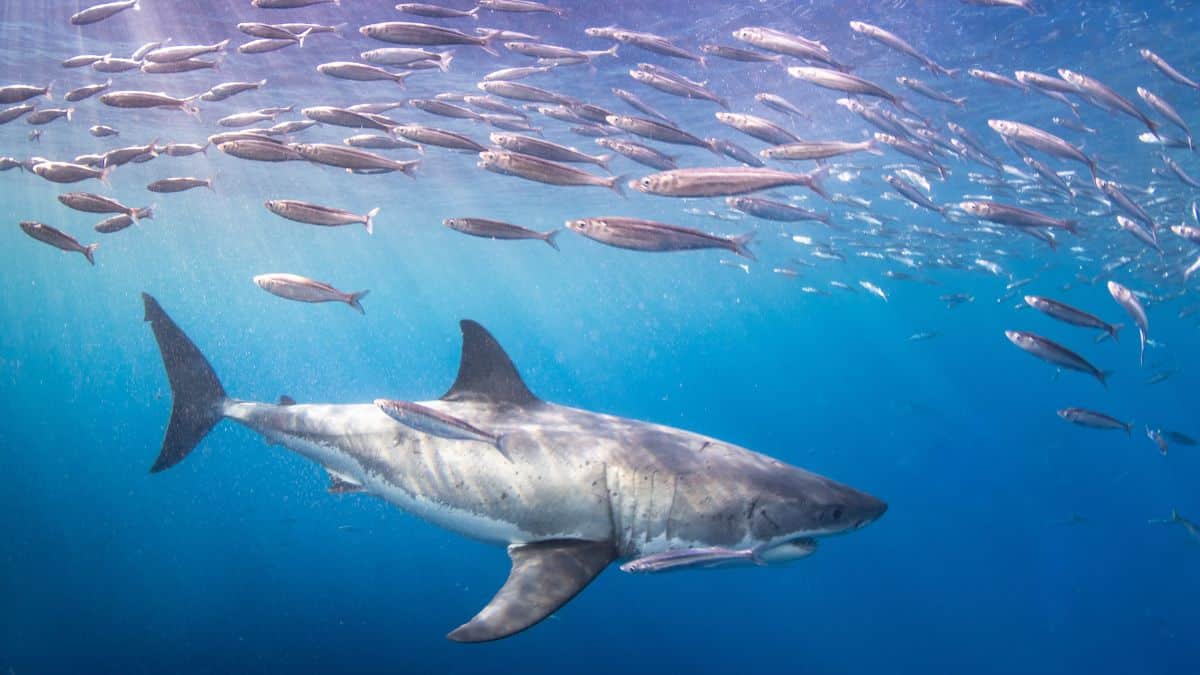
[1,1,1198,673]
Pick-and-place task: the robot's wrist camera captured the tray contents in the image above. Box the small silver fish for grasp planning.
[253,273,368,314]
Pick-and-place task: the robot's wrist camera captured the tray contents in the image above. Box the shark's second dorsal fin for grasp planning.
[441,320,539,406]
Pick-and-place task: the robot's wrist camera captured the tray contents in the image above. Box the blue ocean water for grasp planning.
[2,0,1199,672]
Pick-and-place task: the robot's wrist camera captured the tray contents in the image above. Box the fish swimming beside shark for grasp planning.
[141,292,886,642]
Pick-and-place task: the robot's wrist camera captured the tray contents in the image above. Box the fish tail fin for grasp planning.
[1138,330,1146,365]
[495,434,514,462]
[608,173,627,198]
[331,23,348,39]
[98,165,114,187]
[954,97,967,107]
[439,51,455,73]
[467,6,480,19]
[866,139,885,156]
[698,56,709,69]
[65,107,75,122]
[141,293,228,473]
[297,27,314,48]
[732,231,756,261]
[943,66,961,78]
[1063,219,1078,234]
[83,243,98,265]
[181,97,201,120]
[478,30,501,57]
[394,72,409,88]
[806,167,830,200]
[1110,323,1122,342]
[215,38,231,52]
[44,81,54,102]
[595,153,612,172]
[1124,423,1133,437]
[401,160,419,178]
[1099,370,1113,389]
[543,228,561,251]
[347,290,369,315]
[365,207,380,235]
[1171,509,1181,522]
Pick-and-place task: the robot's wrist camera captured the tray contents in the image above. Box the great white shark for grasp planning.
[142,293,887,642]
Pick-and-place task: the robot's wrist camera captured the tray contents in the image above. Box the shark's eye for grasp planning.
[832,507,844,521]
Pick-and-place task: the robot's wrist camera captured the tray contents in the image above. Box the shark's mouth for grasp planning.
[756,536,819,564]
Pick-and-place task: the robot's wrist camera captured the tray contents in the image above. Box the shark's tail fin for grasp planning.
[142,293,227,473]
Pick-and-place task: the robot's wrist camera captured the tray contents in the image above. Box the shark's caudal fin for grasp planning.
[142,293,227,473]
[447,539,615,643]
[441,320,540,406]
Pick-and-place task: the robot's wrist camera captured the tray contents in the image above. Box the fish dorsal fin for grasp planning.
[447,539,615,643]
[441,320,539,406]
[278,395,296,406]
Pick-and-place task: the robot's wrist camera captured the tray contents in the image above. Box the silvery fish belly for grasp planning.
[141,294,885,643]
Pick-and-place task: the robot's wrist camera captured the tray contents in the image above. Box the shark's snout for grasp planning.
[822,484,888,533]
[854,493,888,529]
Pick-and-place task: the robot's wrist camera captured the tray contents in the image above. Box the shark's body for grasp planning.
[142,293,886,642]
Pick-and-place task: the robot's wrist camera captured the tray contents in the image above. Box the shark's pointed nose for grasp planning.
[858,494,888,528]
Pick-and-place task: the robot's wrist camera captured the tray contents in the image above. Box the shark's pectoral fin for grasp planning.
[447,539,615,643]
[326,470,364,494]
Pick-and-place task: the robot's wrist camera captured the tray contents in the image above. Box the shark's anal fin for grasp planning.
[441,320,539,406]
[447,539,614,643]
[326,470,364,494]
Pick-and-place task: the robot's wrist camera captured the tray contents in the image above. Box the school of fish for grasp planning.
[5,0,1198,472]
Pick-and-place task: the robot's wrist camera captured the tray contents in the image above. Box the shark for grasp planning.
[141,292,887,642]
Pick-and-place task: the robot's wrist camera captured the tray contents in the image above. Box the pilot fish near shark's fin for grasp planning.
[447,539,615,643]
[142,292,227,473]
[441,320,540,407]
[375,398,511,460]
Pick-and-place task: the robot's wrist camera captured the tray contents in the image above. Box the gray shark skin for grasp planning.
[141,293,886,643]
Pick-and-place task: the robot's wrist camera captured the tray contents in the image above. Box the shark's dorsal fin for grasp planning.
[441,320,539,406]
[447,539,615,643]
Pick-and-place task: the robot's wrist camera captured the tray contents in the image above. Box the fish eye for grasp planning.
[832,507,843,520]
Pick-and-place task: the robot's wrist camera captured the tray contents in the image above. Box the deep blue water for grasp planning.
[2,0,1199,673]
